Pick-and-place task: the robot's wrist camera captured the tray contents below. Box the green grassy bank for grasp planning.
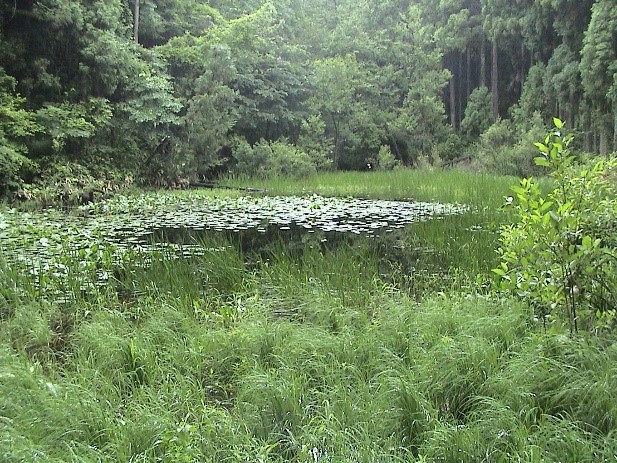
[1,170,616,462]
[230,168,520,208]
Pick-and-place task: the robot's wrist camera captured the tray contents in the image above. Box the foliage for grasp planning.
[473,114,547,177]
[433,132,469,162]
[36,102,97,154]
[1,0,617,196]
[232,139,317,179]
[308,55,364,168]
[513,64,549,125]
[494,118,617,333]
[4,211,617,461]
[0,69,41,194]
[296,115,333,171]
[371,145,401,171]
[229,167,517,209]
[180,78,237,178]
[5,173,617,460]
[580,0,617,112]
[461,87,493,137]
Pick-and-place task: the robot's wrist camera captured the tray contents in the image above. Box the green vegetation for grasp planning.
[230,168,520,208]
[3,228,617,461]
[1,1,616,202]
[2,0,617,459]
[3,130,617,459]
[495,119,617,333]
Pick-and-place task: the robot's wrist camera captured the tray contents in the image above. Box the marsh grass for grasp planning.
[3,249,617,462]
[229,168,519,208]
[2,173,617,462]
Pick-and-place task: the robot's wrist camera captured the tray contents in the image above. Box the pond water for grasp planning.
[0,193,471,299]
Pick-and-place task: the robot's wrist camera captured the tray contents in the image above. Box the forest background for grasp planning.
[1,0,616,201]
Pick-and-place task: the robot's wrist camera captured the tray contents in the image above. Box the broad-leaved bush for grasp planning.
[494,118,617,333]
[473,114,547,177]
[233,139,316,179]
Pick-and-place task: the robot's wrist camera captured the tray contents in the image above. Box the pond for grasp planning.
[0,192,474,300]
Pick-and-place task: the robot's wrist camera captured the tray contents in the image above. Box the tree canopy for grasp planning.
[1,0,616,194]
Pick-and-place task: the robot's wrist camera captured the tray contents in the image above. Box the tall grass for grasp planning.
[3,235,617,461]
[2,172,616,461]
[229,168,519,208]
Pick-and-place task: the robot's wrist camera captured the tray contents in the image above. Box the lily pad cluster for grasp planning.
[96,193,469,239]
[0,193,469,299]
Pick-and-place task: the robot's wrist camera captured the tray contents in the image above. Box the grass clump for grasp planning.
[2,167,617,461]
[3,245,617,460]
[230,168,519,208]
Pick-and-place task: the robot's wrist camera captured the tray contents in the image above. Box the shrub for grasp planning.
[0,69,41,195]
[494,118,617,333]
[433,133,470,163]
[473,114,546,177]
[269,140,318,178]
[374,145,400,171]
[232,139,317,179]
[297,115,333,171]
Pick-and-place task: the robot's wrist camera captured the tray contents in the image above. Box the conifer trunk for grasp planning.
[583,112,591,153]
[520,42,526,96]
[600,129,608,155]
[466,45,471,100]
[458,51,463,125]
[491,39,499,119]
[450,76,456,130]
[480,37,486,88]
[614,107,617,153]
[133,0,140,43]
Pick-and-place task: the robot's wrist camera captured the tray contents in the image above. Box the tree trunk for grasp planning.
[491,39,499,119]
[583,107,591,152]
[480,36,486,88]
[386,126,403,161]
[458,51,464,126]
[331,113,339,166]
[449,75,456,130]
[597,112,611,155]
[614,106,617,153]
[580,105,592,153]
[466,45,471,100]
[567,94,575,128]
[520,42,525,96]
[133,0,140,44]
[600,128,608,155]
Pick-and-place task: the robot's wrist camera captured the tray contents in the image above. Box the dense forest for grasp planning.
[1,0,616,199]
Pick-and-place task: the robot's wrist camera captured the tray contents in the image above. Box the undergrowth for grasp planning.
[2,232,617,462]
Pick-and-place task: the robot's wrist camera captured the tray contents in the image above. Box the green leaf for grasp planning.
[534,142,549,154]
[534,156,550,167]
[553,117,563,129]
[538,201,553,212]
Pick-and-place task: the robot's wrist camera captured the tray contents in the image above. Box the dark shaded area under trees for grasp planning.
[1,0,616,201]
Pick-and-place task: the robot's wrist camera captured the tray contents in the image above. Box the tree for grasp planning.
[544,44,580,126]
[461,86,493,136]
[308,55,362,167]
[481,0,520,119]
[0,69,41,194]
[580,0,617,154]
[495,119,617,333]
